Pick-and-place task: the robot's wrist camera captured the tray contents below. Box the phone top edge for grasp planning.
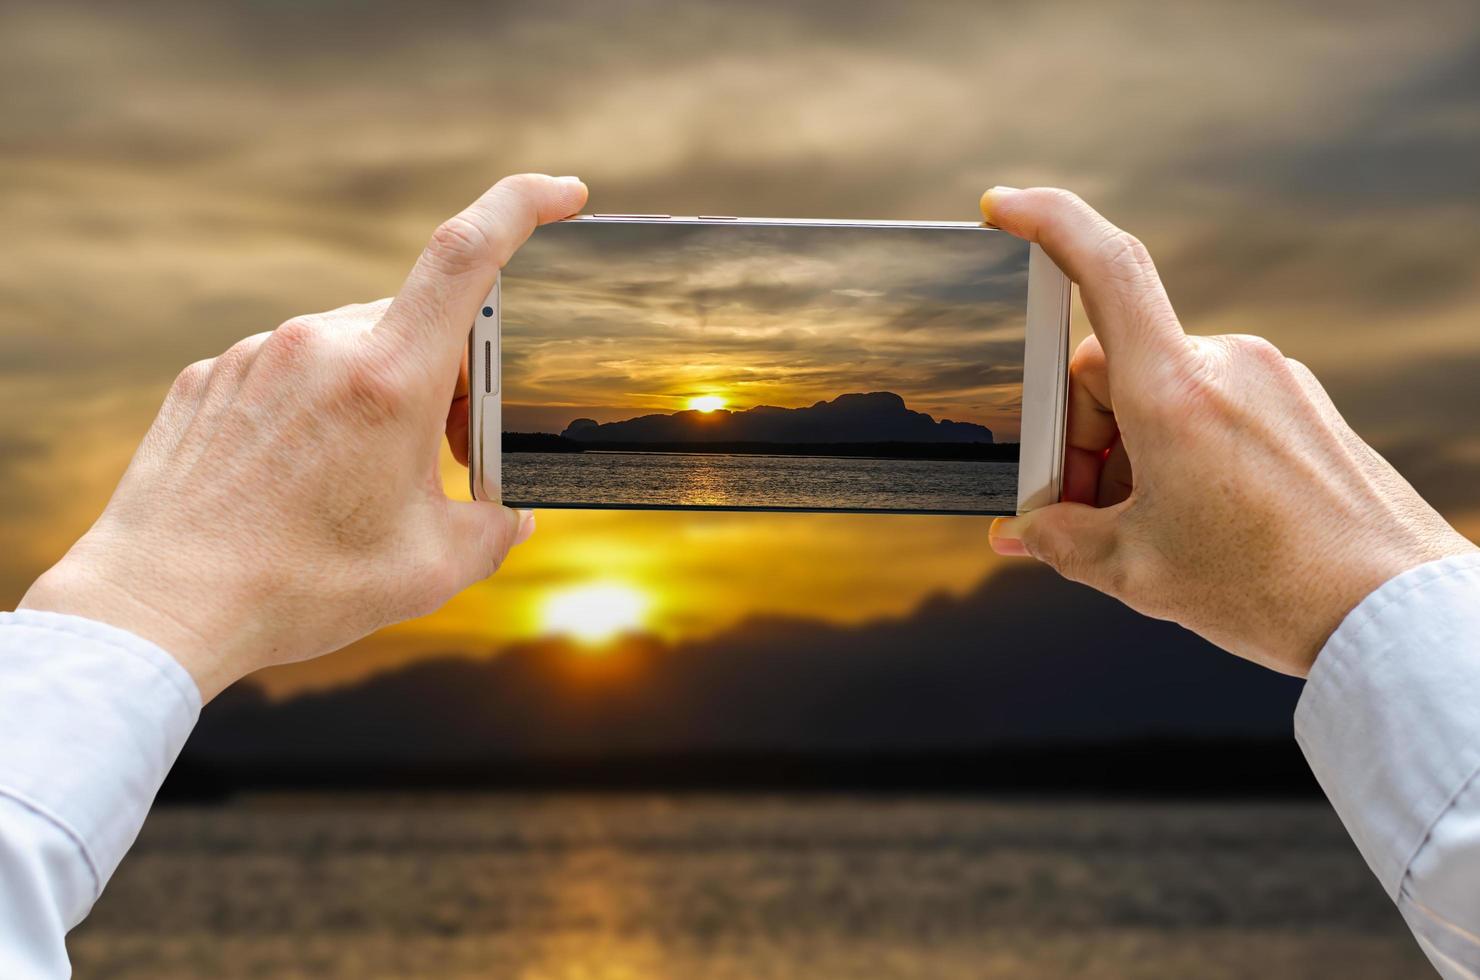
[571,214,993,230]
[501,501,1012,517]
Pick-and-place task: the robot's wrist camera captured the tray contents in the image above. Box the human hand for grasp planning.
[982,187,1476,676]
[19,174,588,700]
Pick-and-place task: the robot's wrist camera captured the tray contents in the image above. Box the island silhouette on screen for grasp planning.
[499,221,1029,513]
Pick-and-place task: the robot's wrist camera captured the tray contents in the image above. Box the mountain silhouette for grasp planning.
[184,565,1302,782]
[561,392,993,445]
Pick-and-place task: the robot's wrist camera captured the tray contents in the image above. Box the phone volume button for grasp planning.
[592,213,671,219]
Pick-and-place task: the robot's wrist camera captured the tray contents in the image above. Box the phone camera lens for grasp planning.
[482,306,494,317]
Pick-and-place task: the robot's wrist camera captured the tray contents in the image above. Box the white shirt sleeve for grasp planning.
[0,610,200,980]
[1297,551,1480,979]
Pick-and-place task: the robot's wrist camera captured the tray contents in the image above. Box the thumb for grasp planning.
[444,502,536,588]
[989,502,1127,594]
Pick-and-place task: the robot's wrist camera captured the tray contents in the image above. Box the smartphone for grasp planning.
[469,215,1069,515]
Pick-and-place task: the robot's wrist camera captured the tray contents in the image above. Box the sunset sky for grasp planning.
[2,0,1477,697]
[501,221,1027,437]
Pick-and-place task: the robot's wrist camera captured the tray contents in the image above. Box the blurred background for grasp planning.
[3,0,1478,976]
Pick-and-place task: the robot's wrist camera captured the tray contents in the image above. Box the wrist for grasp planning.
[19,547,254,701]
[1300,531,1479,676]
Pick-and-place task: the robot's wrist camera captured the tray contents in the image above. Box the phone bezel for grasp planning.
[469,214,1069,516]
[1017,241,1071,513]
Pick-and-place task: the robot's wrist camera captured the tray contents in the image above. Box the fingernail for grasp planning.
[555,175,583,183]
[514,509,536,545]
[989,516,1029,556]
[979,186,1021,225]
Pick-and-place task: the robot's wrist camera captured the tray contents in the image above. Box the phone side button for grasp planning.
[697,215,737,220]
[592,213,671,219]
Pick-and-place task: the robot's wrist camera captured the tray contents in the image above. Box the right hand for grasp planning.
[982,187,1476,677]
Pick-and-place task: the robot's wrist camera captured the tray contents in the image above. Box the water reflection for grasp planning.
[69,795,1425,977]
[504,453,1018,513]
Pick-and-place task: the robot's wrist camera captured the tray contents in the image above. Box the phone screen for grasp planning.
[499,220,1029,514]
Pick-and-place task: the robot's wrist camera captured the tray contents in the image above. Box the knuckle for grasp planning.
[1036,187,1087,212]
[1096,229,1155,278]
[1158,336,1231,413]
[1231,333,1285,368]
[1285,356,1323,392]
[170,358,213,399]
[274,314,321,343]
[424,213,492,276]
[262,315,324,368]
[495,172,544,197]
[1160,334,1295,429]
[213,333,265,378]
[1164,352,1223,416]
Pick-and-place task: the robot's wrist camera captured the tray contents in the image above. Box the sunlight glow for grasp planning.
[686,395,727,413]
[541,582,650,645]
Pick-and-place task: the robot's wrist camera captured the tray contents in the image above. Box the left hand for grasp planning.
[20,174,588,700]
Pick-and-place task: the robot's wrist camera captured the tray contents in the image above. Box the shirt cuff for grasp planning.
[0,610,200,905]
[1295,551,1480,899]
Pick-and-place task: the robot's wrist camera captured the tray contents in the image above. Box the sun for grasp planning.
[540,582,650,645]
[686,395,727,413]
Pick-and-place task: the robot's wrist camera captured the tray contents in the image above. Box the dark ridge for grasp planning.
[166,565,1307,800]
[503,432,1019,462]
[559,391,995,446]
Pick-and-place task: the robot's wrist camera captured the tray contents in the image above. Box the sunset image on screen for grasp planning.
[499,221,1029,514]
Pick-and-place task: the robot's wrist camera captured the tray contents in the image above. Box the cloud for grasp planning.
[1,0,1477,684]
